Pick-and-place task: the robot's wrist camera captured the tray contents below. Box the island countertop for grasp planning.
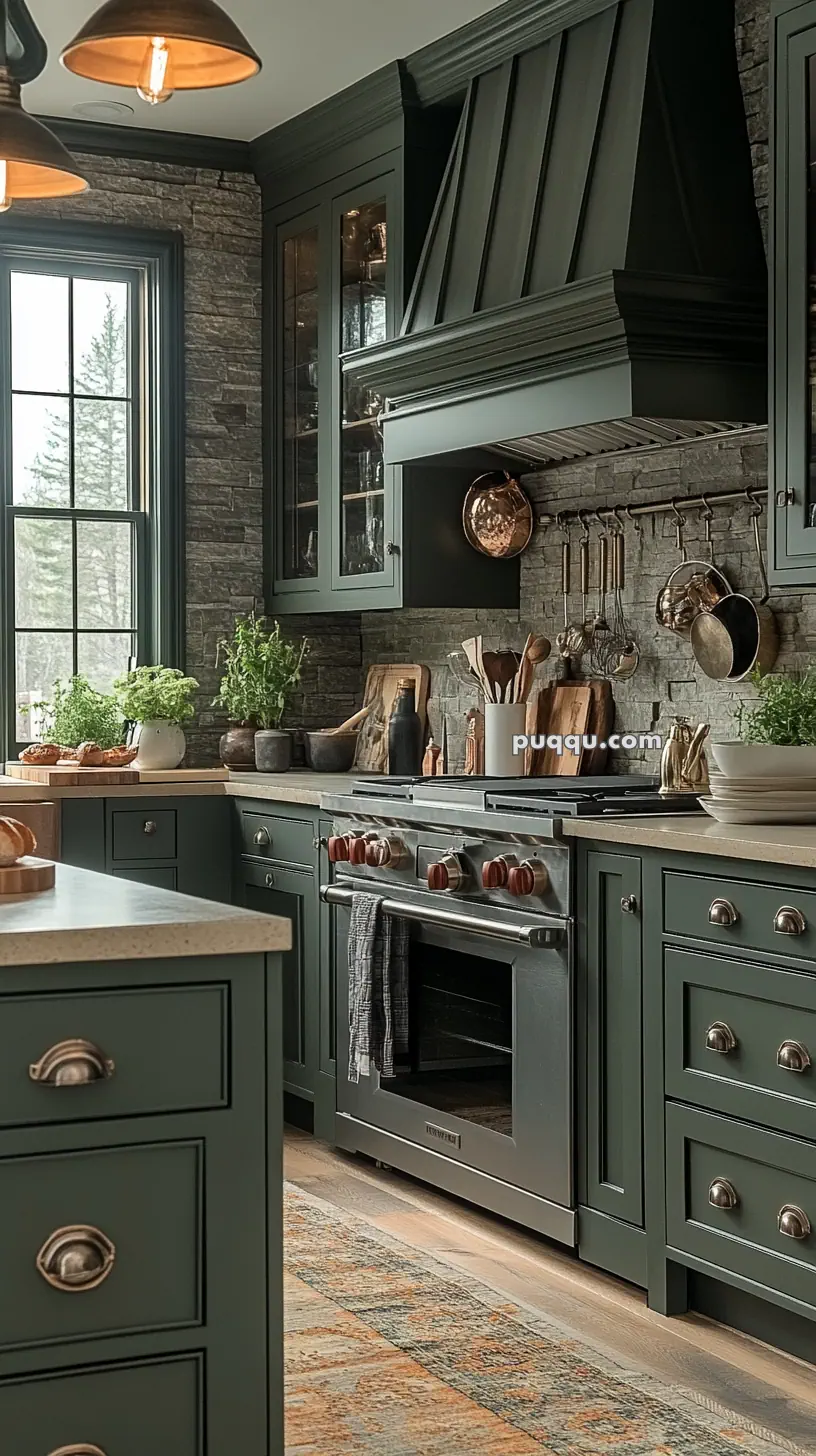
[0,863,292,966]
[560,813,816,869]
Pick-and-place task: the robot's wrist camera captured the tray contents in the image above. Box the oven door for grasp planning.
[326,880,572,1209]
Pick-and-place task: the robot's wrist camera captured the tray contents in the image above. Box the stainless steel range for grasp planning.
[320,776,700,1244]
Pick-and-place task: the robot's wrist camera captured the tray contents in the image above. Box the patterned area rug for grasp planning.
[284,1184,807,1456]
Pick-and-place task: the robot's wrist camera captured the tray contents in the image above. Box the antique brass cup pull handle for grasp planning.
[708,898,738,927]
[36,1225,116,1292]
[48,1446,107,1455]
[253,827,270,847]
[706,1022,737,1055]
[29,1039,114,1087]
[708,1178,739,1210]
[774,906,806,936]
[778,1204,811,1240]
[777,1039,811,1073]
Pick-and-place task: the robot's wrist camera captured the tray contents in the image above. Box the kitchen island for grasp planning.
[0,863,289,1455]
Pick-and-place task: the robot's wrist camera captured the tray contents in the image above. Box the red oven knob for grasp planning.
[482,856,516,889]
[327,835,350,863]
[348,836,369,865]
[366,836,406,869]
[507,860,550,897]
[428,854,467,892]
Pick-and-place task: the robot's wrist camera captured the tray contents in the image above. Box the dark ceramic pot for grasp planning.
[219,721,257,769]
[255,729,292,774]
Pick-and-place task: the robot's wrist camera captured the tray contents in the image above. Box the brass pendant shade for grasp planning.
[61,0,262,90]
[0,72,88,198]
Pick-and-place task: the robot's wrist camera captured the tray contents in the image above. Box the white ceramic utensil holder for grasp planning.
[484,702,527,777]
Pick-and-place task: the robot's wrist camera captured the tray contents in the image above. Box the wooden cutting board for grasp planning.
[0,857,55,894]
[6,764,140,787]
[138,768,229,782]
[581,680,614,775]
[536,684,593,778]
[354,664,431,774]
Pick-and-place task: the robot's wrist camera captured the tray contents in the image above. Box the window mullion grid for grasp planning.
[68,275,77,676]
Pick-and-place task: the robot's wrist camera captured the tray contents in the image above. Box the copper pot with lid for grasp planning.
[462,470,533,559]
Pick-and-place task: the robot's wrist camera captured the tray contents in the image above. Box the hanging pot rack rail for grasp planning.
[538,486,766,531]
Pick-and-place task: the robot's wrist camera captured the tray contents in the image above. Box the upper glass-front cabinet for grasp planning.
[771,0,816,582]
[271,168,397,609]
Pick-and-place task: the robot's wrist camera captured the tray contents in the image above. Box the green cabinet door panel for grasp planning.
[112,865,178,890]
[239,862,319,1099]
[663,870,816,963]
[666,1102,816,1318]
[581,850,643,1228]
[665,946,816,1139]
[0,980,228,1127]
[315,817,337,1142]
[61,797,232,903]
[0,1139,201,1351]
[0,1354,201,1456]
[60,798,106,873]
[111,808,177,861]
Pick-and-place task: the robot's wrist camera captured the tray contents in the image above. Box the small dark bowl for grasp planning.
[303,730,358,773]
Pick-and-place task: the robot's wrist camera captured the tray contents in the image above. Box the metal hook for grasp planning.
[670,498,687,561]
[555,510,570,539]
[578,509,591,540]
[612,506,626,535]
[699,493,714,560]
[625,504,642,536]
[593,509,608,535]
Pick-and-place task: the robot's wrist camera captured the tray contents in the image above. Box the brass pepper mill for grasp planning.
[659,716,710,796]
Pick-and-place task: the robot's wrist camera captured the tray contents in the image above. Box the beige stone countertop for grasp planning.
[561,813,816,869]
[0,771,365,806]
[226,771,365,805]
[0,863,291,966]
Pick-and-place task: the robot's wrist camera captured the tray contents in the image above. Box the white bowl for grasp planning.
[709,742,816,779]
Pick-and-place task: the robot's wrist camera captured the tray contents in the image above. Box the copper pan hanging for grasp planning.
[463,470,533,560]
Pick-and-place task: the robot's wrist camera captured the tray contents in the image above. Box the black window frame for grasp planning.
[0,219,185,760]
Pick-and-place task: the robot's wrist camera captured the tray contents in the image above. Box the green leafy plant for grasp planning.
[214,614,309,730]
[734,669,816,746]
[114,666,199,725]
[36,675,124,750]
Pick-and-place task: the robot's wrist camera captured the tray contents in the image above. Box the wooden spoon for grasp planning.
[326,704,372,735]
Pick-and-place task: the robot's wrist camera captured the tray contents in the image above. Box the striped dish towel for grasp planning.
[347,891,409,1083]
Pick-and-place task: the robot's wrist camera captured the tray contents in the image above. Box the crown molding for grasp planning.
[41,116,253,172]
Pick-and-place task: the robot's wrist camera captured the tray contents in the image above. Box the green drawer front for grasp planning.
[666,1103,816,1309]
[112,866,178,890]
[0,983,227,1127]
[0,1354,200,1456]
[664,871,816,961]
[665,947,816,1138]
[111,809,177,861]
[0,1140,200,1351]
[238,807,314,866]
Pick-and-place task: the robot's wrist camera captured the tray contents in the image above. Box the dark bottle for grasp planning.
[388,678,423,775]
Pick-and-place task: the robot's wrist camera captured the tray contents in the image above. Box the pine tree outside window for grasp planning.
[0,223,184,758]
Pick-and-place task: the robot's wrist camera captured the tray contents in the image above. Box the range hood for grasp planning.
[344,0,767,469]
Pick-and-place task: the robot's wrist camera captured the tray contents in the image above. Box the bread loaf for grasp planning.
[0,816,36,866]
[19,744,61,766]
[101,745,138,766]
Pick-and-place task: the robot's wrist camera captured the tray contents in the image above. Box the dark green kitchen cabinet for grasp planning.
[239,859,319,1101]
[60,796,232,902]
[577,845,646,1286]
[770,0,816,581]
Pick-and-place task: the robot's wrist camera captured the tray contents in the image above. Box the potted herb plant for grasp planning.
[37,675,124,749]
[114,666,199,771]
[214,614,309,772]
[712,669,816,777]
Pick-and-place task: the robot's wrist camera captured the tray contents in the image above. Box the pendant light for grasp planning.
[61,0,262,107]
[0,1,88,209]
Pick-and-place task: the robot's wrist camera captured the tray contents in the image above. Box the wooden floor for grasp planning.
[285,1129,816,1452]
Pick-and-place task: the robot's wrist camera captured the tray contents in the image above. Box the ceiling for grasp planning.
[24,0,506,141]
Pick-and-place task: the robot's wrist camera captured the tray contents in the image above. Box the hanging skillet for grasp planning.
[463,470,533,560]
[690,503,779,681]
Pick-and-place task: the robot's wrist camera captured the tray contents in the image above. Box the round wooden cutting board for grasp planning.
[0,858,56,894]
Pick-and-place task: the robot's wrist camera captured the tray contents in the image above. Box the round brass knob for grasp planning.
[706,1022,737,1055]
[774,906,807,936]
[708,1178,739,1210]
[29,1039,114,1087]
[36,1225,116,1292]
[143,820,157,836]
[48,1446,107,1456]
[778,1204,811,1240]
[265,871,275,888]
[777,1039,811,1073]
[620,894,638,915]
[709,898,738,927]
[253,827,270,848]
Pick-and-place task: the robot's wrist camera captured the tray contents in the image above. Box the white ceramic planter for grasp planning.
[710,741,816,778]
[133,719,186,771]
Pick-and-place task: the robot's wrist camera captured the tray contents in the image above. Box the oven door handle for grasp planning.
[319,884,567,948]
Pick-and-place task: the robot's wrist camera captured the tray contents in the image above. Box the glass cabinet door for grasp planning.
[336,196,389,582]
[280,219,320,581]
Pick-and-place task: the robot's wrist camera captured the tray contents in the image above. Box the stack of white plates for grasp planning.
[701,772,816,824]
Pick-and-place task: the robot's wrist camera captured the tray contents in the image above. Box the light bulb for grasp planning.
[136,36,174,105]
[0,161,12,214]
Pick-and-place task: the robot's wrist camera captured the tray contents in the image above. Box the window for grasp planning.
[0,223,184,755]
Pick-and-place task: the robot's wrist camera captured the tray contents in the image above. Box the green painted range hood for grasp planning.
[344,0,767,468]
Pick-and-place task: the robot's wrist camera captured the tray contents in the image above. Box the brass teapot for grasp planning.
[659,717,710,797]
